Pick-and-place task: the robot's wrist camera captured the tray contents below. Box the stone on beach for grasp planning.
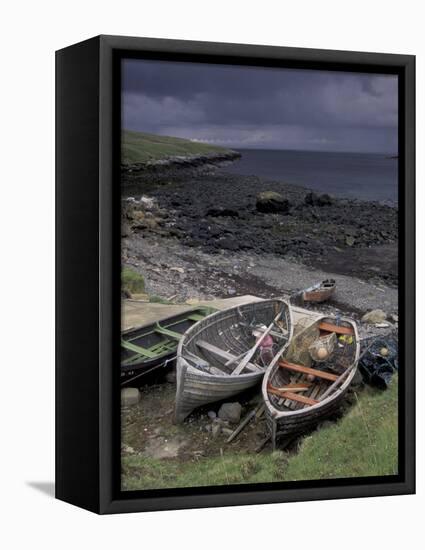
[121,388,141,407]
[218,402,242,424]
[256,191,291,213]
[304,191,334,206]
[361,309,387,324]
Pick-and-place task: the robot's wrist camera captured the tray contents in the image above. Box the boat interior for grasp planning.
[183,302,291,377]
[121,309,210,367]
[267,317,357,412]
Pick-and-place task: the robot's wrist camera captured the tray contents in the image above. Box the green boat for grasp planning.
[121,306,215,386]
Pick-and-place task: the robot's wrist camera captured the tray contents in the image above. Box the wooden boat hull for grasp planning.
[175,299,293,423]
[302,279,336,303]
[175,365,263,423]
[262,315,359,446]
[121,307,214,386]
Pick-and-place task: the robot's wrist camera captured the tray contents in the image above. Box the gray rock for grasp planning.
[221,427,234,436]
[256,191,291,213]
[362,309,387,324]
[121,221,132,238]
[207,410,217,420]
[121,388,140,407]
[390,313,399,323]
[218,402,242,424]
[206,207,239,218]
[305,191,334,207]
[345,235,355,247]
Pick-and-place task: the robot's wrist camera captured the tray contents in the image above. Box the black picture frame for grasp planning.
[56,35,415,514]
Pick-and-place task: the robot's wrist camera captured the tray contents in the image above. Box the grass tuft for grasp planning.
[122,267,145,294]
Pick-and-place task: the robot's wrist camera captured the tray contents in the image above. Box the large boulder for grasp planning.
[256,191,291,213]
[361,309,387,324]
[218,402,242,424]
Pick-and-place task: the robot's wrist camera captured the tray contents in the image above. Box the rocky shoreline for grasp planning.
[122,165,398,286]
[122,150,241,183]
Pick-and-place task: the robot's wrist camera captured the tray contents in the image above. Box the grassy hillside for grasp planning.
[122,379,398,490]
[122,130,231,165]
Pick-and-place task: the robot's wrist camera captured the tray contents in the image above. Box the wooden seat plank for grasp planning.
[267,384,319,406]
[279,359,338,382]
[196,340,262,374]
[318,322,354,336]
[154,324,182,340]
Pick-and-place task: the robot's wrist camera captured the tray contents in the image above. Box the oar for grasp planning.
[319,362,356,401]
[231,310,283,375]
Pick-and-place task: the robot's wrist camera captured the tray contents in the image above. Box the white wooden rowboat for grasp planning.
[262,315,360,448]
[174,299,293,423]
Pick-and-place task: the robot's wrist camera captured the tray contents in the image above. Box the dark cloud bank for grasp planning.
[122,59,398,153]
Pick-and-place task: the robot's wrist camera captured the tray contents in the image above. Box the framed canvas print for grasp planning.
[56,35,415,514]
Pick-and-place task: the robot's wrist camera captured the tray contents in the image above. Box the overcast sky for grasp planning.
[122,59,398,154]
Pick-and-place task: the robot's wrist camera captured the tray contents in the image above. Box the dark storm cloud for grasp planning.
[122,59,398,153]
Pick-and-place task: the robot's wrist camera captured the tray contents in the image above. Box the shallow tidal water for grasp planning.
[225,149,398,204]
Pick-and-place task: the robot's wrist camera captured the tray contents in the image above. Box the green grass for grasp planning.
[122,378,398,490]
[284,379,398,480]
[148,295,174,304]
[122,130,230,165]
[122,267,145,294]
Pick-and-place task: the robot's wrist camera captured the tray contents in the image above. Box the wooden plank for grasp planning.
[187,313,205,322]
[226,403,264,443]
[183,350,227,375]
[184,350,209,368]
[274,383,311,392]
[121,338,157,358]
[267,385,319,406]
[318,322,354,336]
[298,380,324,410]
[154,324,182,340]
[279,359,338,382]
[196,340,262,373]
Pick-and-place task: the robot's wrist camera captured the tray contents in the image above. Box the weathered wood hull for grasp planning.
[262,315,359,446]
[175,299,293,423]
[303,279,336,303]
[175,364,263,423]
[121,307,214,386]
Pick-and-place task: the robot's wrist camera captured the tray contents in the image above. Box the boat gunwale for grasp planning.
[121,306,214,337]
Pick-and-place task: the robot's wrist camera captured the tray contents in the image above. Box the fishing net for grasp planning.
[359,335,398,389]
[286,319,320,368]
[308,332,337,362]
[286,318,356,374]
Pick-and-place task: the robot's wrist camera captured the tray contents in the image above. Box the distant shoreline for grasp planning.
[122,149,241,174]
